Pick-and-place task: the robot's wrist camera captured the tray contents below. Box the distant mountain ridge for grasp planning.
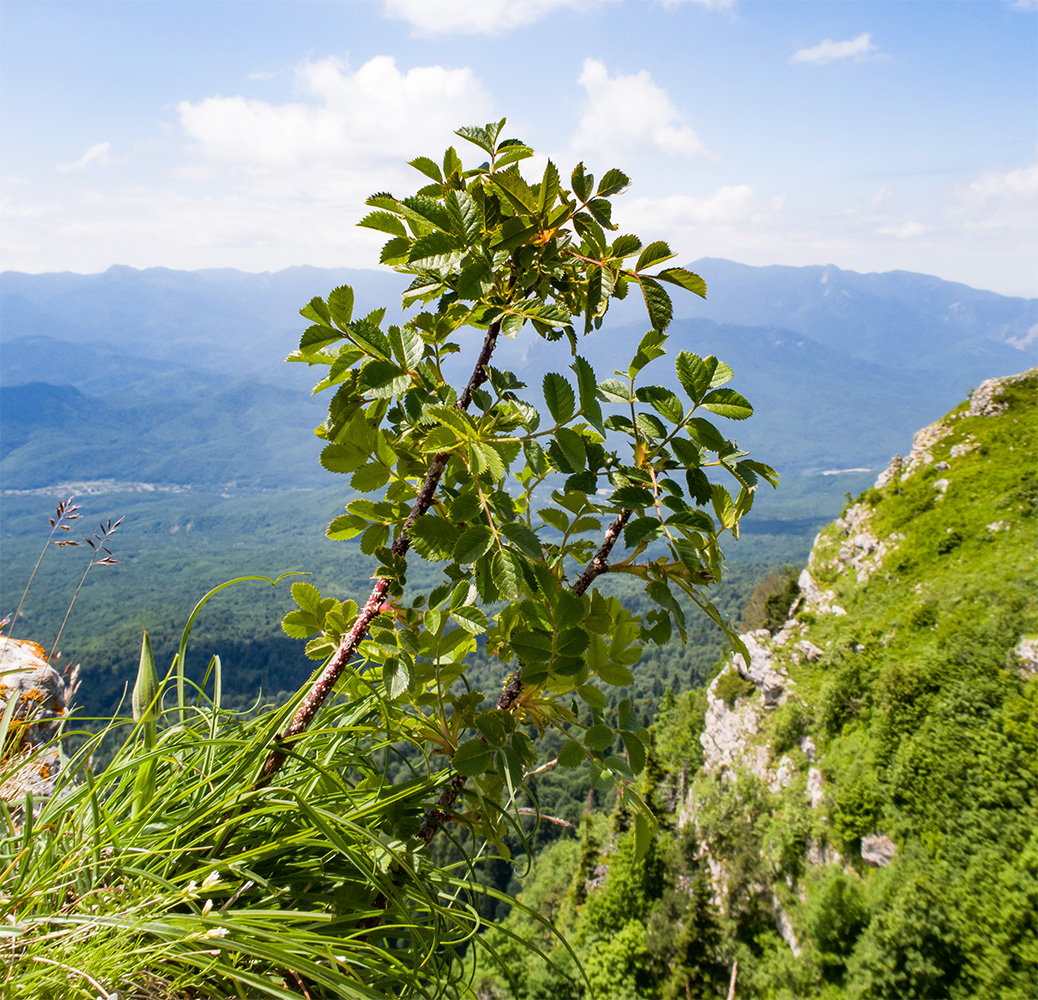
[1,259,1033,491]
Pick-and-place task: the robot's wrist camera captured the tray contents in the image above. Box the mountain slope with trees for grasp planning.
[475,369,1037,999]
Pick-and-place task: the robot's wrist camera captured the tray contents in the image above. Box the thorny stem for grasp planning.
[255,316,506,789]
[415,507,633,846]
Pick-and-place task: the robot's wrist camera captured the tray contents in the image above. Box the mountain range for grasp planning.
[1,258,1033,495]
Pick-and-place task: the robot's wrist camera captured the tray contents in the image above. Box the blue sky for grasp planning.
[1,0,1035,296]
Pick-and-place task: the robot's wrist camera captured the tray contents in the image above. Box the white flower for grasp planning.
[204,926,229,939]
[201,899,213,917]
[201,870,222,890]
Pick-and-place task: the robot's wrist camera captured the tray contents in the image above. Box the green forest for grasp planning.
[1,122,1034,1000]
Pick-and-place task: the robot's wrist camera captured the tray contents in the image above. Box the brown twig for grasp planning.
[255,318,504,789]
[415,507,633,845]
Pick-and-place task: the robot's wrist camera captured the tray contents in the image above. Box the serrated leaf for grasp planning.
[596,168,630,198]
[620,730,647,775]
[326,513,367,541]
[637,385,685,423]
[611,485,654,508]
[572,211,606,253]
[511,629,553,663]
[624,517,665,548]
[711,484,735,528]
[320,442,368,475]
[610,233,642,259]
[555,427,587,472]
[455,123,494,154]
[701,388,753,420]
[454,525,494,564]
[491,167,537,214]
[577,684,607,710]
[408,514,459,562]
[301,296,331,325]
[571,162,593,203]
[291,581,322,615]
[350,462,390,492]
[298,323,342,355]
[654,267,707,299]
[358,211,408,238]
[493,549,524,601]
[409,155,443,183]
[587,198,615,230]
[383,659,410,700]
[501,522,542,559]
[282,609,320,640]
[543,372,576,424]
[639,276,673,332]
[538,507,569,532]
[675,352,716,404]
[596,661,635,686]
[452,605,488,635]
[379,236,411,265]
[636,240,675,272]
[445,188,482,243]
[453,738,494,776]
[598,378,632,404]
[408,231,459,262]
[558,740,585,768]
[583,725,614,751]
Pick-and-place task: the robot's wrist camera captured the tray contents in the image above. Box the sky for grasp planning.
[1,0,1036,297]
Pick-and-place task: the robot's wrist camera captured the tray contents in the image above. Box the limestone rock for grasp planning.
[0,637,68,800]
[861,833,897,867]
[807,767,825,808]
[1013,636,1038,676]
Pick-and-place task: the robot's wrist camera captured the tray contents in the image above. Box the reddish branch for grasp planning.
[415,507,633,845]
[255,320,503,788]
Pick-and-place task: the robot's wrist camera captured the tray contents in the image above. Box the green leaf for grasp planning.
[452,605,488,635]
[675,352,716,404]
[491,167,537,214]
[636,240,675,272]
[408,515,459,561]
[710,359,734,388]
[583,725,615,751]
[358,211,408,238]
[408,231,459,262]
[493,549,524,601]
[326,513,367,541]
[639,276,673,332]
[501,522,542,559]
[620,731,647,774]
[320,442,368,475]
[543,372,576,424]
[453,738,494,776]
[596,661,635,686]
[597,168,631,198]
[655,267,707,299]
[383,659,410,700]
[445,189,482,243]
[409,155,443,183]
[571,162,593,203]
[523,439,549,476]
[701,388,753,420]
[301,296,331,325]
[577,684,607,710]
[611,485,654,508]
[571,356,603,432]
[711,484,735,529]
[454,525,494,564]
[558,740,585,768]
[455,123,493,154]
[637,385,685,423]
[587,198,615,230]
[555,427,587,472]
[598,378,632,404]
[511,629,553,663]
[537,159,560,216]
[291,581,322,615]
[351,462,390,492]
[624,517,664,548]
[610,234,642,259]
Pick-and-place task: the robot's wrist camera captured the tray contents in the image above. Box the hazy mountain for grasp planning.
[1,260,1033,492]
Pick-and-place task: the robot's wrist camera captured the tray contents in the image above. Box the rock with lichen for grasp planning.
[0,636,69,800]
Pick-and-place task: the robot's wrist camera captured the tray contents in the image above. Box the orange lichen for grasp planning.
[7,639,49,662]
[20,688,46,706]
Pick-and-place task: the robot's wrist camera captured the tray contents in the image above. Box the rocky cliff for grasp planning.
[682,370,1037,998]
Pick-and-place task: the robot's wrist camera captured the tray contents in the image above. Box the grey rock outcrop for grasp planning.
[0,637,69,800]
[861,833,897,867]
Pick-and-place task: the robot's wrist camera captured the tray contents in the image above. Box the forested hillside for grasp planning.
[475,370,1037,999]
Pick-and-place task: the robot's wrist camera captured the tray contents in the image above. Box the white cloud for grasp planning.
[381,0,593,36]
[56,141,112,173]
[571,58,709,162]
[625,186,760,228]
[791,33,877,65]
[178,55,493,176]
[955,162,1038,232]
